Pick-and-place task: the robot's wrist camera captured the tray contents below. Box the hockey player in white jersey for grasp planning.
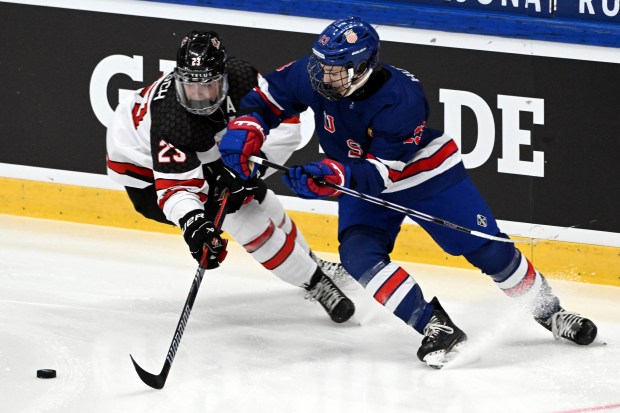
[106,30,354,323]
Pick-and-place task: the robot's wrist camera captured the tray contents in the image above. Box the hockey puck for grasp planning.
[36,369,56,379]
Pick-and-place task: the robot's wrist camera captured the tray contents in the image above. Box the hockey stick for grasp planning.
[130,189,230,389]
[250,155,524,244]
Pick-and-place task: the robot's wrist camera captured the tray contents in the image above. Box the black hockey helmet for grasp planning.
[174,30,228,115]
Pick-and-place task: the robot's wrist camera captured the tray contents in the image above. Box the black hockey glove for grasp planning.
[179,209,228,269]
[203,160,265,213]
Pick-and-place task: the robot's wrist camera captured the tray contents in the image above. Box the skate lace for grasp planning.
[423,316,454,339]
[305,279,343,311]
[312,254,351,285]
[549,311,582,340]
[322,261,342,274]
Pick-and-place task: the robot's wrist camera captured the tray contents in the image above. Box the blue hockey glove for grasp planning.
[282,159,349,199]
[219,114,267,180]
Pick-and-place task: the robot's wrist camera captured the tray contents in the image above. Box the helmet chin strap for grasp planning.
[344,68,374,97]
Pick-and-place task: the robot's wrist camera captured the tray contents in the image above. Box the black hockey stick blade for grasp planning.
[129,190,229,389]
[129,354,169,390]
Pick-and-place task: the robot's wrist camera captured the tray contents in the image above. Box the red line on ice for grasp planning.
[552,403,620,413]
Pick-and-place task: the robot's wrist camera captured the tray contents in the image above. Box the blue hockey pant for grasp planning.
[337,176,559,333]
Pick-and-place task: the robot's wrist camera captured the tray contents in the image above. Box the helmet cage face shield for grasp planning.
[308,55,357,100]
[174,69,228,116]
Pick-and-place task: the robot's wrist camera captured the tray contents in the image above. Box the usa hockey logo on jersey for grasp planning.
[344,29,358,43]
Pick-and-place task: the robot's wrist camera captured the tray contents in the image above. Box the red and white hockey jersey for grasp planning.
[106,57,301,225]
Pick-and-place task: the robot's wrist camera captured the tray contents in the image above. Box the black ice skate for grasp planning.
[417,297,468,369]
[310,251,354,288]
[535,308,597,345]
[305,268,355,323]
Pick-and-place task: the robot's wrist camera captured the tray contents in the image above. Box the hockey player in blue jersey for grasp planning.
[218,17,598,367]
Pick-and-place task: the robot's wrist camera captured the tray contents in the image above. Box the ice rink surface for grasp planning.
[0,214,618,413]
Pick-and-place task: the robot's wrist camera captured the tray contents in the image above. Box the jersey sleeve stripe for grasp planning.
[388,139,459,182]
[106,157,154,180]
[154,178,205,191]
[253,86,283,117]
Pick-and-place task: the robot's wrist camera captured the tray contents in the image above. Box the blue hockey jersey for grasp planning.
[242,55,466,199]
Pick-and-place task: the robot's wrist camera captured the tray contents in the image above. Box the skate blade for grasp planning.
[423,341,468,369]
[423,350,448,369]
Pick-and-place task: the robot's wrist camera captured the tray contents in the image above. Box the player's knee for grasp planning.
[464,233,516,279]
[339,226,392,279]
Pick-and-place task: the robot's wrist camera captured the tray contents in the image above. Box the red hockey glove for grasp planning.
[283,159,349,199]
[219,115,266,179]
[179,210,228,269]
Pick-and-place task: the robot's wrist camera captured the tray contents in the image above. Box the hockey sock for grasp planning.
[258,189,311,253]
[222,199,317,286]
[358,261,434,334]
[490,249,560,318]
